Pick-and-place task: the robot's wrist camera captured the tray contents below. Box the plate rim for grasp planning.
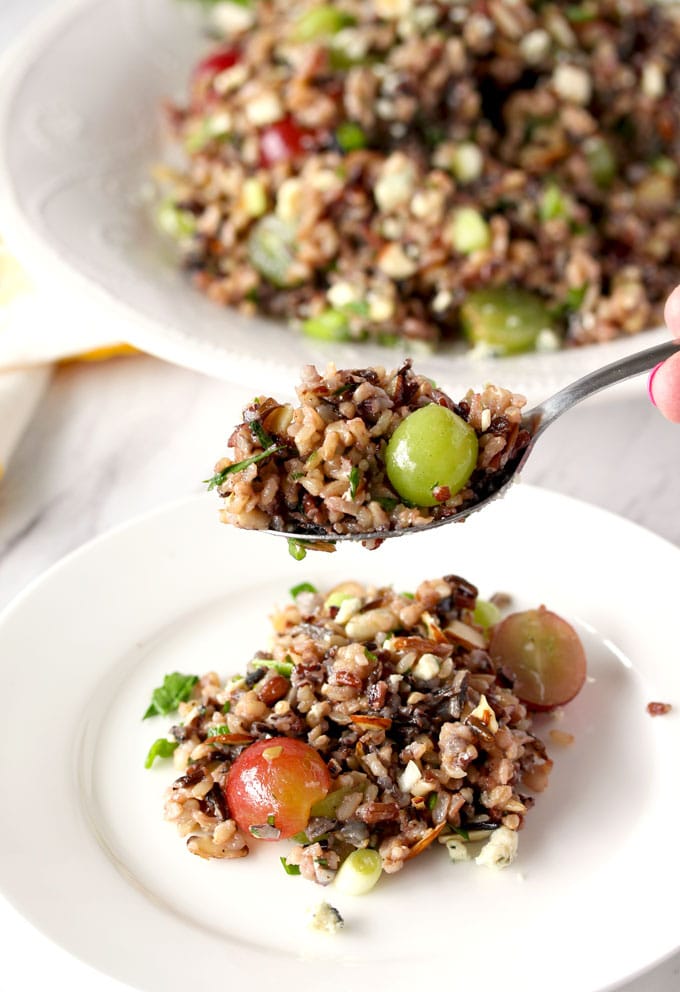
[0,0,670,395]
[0,485,679,992]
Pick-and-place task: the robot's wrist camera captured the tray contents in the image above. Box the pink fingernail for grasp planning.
[648,362,664,406]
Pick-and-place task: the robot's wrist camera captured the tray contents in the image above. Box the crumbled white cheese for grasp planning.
[520,28,551,65]
[332,28,370,62]
[411,188,444,220]
[309,169,343,193]
[275,178,304,223]
[552,64,592,105]
[475,826,519,869]
[367,292,395,322]
[327,281,359,309]
[214,63,248,95]
[535,328,561,353]
[245,91,284,127]
[309,902,344,934]
[441,836,470,863]
[375,154,417,212]
[641,62,666,100]
[412,653,440,680]
[432,289,453,313]
[211,1,255,35]
[377,243,418,280]
[375,0,413,18]
[451,142,484,184]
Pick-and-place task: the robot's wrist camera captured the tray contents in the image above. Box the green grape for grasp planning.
[385,405,478,507]
[292,5,356,42]
[460,286,555,355]
[301,308,351,341]
[248,215,297,287]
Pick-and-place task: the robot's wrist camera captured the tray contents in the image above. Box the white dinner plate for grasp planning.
[0,486,677,992]
[0,0,669,400]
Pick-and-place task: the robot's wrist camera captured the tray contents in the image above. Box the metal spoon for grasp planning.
[261,340,680,546]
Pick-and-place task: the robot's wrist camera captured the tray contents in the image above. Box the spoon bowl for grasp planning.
[260,340,680,546]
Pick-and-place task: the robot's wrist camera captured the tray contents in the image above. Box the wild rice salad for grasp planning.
[149,574,563,884]
[207,361,531,544]
[158,0,680,351]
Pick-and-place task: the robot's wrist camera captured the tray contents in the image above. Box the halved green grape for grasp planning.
[292,5,356,42]
[385,404,478,507]
[302,308,352,341]
[489,606,587,710]
[460,286,556,356]
[247,215,297,287]
[156,200,197,241]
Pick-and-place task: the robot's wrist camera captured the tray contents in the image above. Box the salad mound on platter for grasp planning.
[158,0,680,352]
[144,573,586,892]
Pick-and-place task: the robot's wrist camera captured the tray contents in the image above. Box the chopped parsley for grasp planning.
[207,724,231,737]
[349,466,360,500]
[145,738,178,769]
[249,419,274,450]
[252,657,294,677]
[143,672,198,720]
[204,444,284,491]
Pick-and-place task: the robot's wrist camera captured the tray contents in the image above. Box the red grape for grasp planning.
[259,117,313,167]
[193,47,240,85]
[489,606,587,710]
[225,737,331,839]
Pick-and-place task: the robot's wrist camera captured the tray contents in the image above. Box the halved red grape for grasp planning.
[259,117,314,167]
[489,606,586,710]
[225,737,331,839]
[192,46,240,85]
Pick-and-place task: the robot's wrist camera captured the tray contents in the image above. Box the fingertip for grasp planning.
[663,286,680,335]
[649,351,680,424]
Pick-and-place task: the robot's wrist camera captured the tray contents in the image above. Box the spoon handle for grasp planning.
[531,340,680,433]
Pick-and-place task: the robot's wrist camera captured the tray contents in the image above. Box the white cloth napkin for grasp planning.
[0,242,132,479]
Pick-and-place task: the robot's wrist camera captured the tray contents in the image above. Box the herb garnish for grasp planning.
[204,444,284,491]
[249,419,274,450]
[143,672,199,719]
[145,738,179,769]
[207,724,231,737]
[349,466,360,500]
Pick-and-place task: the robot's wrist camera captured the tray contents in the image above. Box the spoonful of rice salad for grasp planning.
[206,341,679,555]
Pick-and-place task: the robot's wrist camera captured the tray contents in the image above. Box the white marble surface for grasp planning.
[1,2,679,991]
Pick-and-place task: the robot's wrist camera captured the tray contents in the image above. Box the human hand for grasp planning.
[648,287,680,423]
